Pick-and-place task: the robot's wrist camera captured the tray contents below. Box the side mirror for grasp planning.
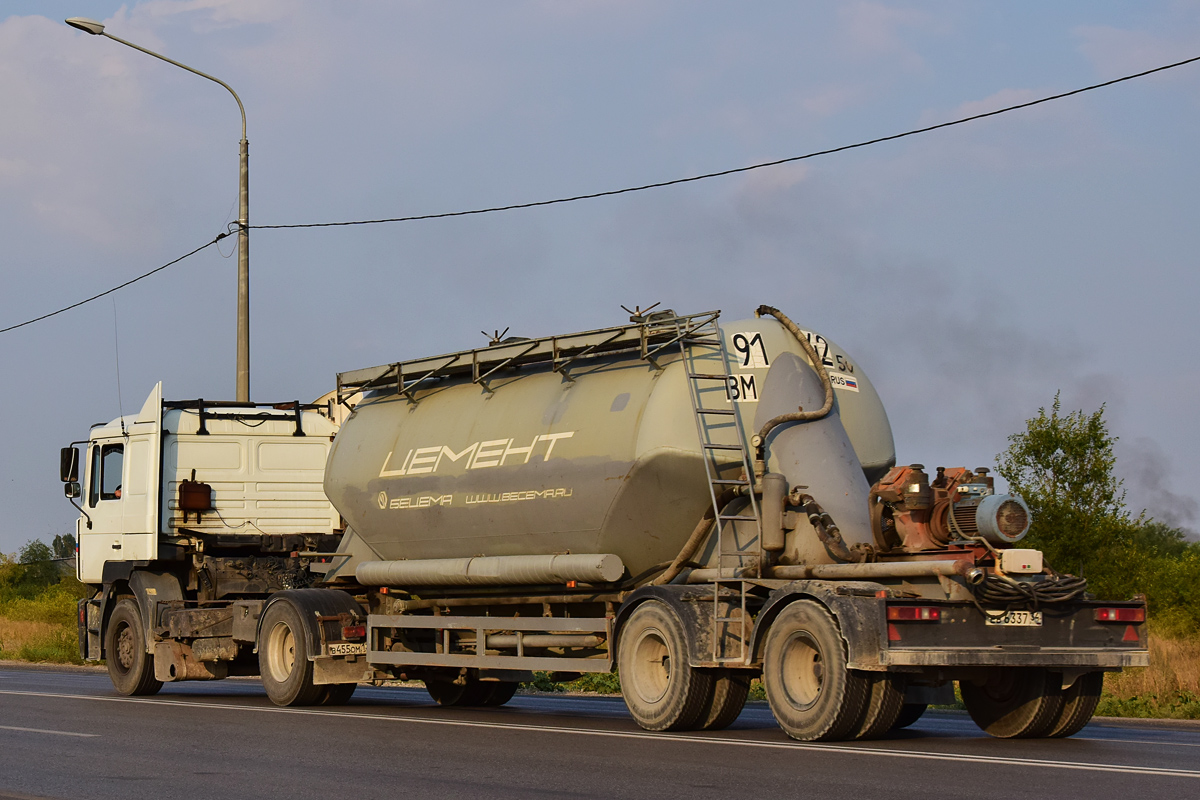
[60,447,80,483]
[64,482,81,499]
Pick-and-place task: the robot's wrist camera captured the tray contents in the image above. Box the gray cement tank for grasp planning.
[325,310,895,580]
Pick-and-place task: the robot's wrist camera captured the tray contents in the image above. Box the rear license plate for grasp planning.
[327,642,367,656]
[985,610,1043,627]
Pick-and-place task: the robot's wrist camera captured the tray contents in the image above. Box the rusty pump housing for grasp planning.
[869,464,1031,553]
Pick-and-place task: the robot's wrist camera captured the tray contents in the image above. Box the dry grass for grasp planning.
[0,617,81,664]
[0,618,60,650]
[1097,633,1200,719]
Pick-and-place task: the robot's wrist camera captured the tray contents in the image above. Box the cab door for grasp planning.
[76,384,162,583]
[77,439,126,582]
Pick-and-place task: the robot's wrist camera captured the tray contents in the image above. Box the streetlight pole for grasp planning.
[66,17,252,402]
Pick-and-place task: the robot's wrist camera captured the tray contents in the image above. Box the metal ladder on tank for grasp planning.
[678,315,763,665]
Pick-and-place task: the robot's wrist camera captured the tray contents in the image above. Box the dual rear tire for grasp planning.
[425,678,519,707]
[258,597,358,707]
[961,668,1103,739]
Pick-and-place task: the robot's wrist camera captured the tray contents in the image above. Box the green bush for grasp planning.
[1097,691,1200,720]
[522,671,623,694]
[998,395,1200,627]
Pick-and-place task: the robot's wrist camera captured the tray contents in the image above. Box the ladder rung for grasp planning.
[687,373,730,381]
[719,514,759,521]
[711,479,750,485]
[703,444,743,451]
[696,408,736,416]
[686,338,723,345]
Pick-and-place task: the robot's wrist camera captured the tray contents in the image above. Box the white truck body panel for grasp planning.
[78,385,339,583]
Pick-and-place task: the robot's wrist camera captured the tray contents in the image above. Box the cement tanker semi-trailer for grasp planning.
[61,306,1148,741]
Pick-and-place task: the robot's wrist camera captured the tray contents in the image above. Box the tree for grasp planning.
[17,539,60,589]
[996,393,1135,588]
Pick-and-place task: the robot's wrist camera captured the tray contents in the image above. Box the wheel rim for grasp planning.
[778,631,824,710]
[265,620,297,684]
[980,671,1022,703]
[630,626,671,704]
[114,622,135,674]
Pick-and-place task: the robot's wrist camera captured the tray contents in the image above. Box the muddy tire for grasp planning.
[1047,672,1104,738]
[618,601,714,731]
[258,600,323,706]
[105,599,162,696]
[480,681,520,707]
[961,668,1064,738]
[850,672,906,740]
[762,601,871,742]
[425,677,471,706]
[696,669,751,731]
[891,703,928,730]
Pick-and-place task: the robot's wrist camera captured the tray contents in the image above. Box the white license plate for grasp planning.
[327,642,367,656]
[985,610,1043,627]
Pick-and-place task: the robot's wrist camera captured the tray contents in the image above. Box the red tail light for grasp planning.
[1095,607,1145,623]
[341,625,366,641]
[887,606,942,622]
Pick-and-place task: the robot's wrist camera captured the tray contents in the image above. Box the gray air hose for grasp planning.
[753,305,835,444]
[653,488,739,585]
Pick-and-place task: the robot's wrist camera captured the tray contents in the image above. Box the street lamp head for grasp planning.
[65,17,105,35]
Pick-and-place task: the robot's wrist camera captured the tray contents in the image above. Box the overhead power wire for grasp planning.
[3,52,1198,335]
[251,53,1200,231]
[0,235,225,334]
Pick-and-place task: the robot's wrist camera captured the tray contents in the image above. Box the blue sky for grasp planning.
[2,1,1199,552]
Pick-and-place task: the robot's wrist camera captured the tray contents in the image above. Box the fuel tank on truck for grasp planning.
[325,310,896,580]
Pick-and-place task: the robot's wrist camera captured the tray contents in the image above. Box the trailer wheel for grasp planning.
[762,600,870,742]
[1047,672,1104,738]
[891,703,927,730]
[105,599,163,696]
[480,681,520,707]
[850,673,906,740]
[618,601,714,731]
[423,677,472,705]
[258,600,323,706]
[961,668,1064,738]
[318,683,357,706]
[696,669,751,731]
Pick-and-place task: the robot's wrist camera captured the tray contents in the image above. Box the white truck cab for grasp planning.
[63,383,340,589]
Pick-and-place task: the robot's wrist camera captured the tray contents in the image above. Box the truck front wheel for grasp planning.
[762,600,871,742]
[105,599,162,696]
[258,600,323,706]
[961,668,1064,738]
[618,601,713,731]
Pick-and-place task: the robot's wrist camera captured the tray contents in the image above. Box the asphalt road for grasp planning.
[1,666,1198,800]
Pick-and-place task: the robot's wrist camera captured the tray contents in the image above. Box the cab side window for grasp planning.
[88,446,101,508]
[100,444,124,501]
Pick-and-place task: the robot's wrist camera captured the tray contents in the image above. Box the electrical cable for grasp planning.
[250,53,1200,231]
[0,234,227,335]
[972,572,1089,613]
[3,53,1198,336]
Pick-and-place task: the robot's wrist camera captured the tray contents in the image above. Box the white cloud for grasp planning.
[1075,21,1200,78]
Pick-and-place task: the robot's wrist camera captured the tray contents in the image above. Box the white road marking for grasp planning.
[1082,736,1200,748]
[1,689,1197,779]
[0,724,97,738]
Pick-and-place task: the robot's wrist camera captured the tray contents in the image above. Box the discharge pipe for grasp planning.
[753,305,835,448]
